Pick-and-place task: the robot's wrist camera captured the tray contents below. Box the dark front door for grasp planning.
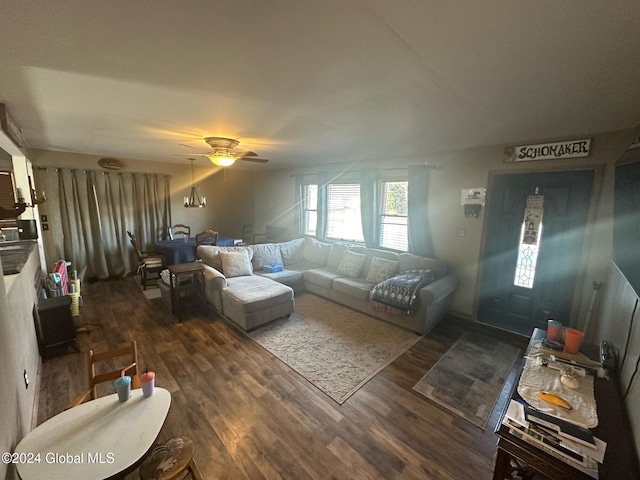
[478,170,595,336]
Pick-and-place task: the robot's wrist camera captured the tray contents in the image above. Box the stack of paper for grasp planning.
[504,400,606,479]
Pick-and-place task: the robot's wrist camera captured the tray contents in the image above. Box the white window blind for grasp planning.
[379,181,408,251]
[326,183,364,242]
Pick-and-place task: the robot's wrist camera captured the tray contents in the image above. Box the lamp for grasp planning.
[184,159,206,208]
[208,152,237,167]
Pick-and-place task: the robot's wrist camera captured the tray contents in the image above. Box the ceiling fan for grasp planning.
[179,137,269,167]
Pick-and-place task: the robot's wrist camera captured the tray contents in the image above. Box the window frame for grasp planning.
[300,183,317,236]
[297,172,410,252]
[325,182,364,243]
[378,179,409,252]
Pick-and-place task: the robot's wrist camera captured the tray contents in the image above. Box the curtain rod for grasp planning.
[35,166,171,178]
[288,165,434,178]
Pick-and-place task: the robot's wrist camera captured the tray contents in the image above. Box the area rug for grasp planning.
[248,294,422,404]
[412,331,520,429]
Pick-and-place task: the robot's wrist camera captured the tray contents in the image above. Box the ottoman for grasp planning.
[222,275,294,331]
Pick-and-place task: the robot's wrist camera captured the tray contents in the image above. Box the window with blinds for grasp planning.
[326,183,364,242]
[379,181,408,251]
[302,184,317,236]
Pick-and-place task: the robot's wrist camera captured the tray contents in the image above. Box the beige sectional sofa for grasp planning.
[197,238,458,335]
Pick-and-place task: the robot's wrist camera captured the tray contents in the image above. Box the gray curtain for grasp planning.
[35,168,171,281]
[293,173,305,237]
[360,168,379,247]
[316,171,329,241]
[408,165,434,257]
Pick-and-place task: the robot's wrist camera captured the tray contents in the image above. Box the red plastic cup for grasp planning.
[564,328,585,354]
[140,371,155,397]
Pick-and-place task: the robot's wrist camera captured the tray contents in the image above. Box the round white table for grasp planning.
[14,388,171,480]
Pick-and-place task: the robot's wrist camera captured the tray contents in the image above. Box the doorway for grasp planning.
[477,170,595,336]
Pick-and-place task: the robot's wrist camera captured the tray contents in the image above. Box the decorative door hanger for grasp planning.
[522,195,544,245]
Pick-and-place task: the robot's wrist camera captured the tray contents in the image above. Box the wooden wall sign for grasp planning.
[0,103,24,148]
[504,138,591,163]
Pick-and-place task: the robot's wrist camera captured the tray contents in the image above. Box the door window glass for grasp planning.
[514,222,543,288]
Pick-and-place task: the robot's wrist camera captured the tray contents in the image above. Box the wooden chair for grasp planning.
[67,341,140,409]
[169,224,191,240]
[139,436,203,480]
[195,229,218,247]
[127,231,165,289]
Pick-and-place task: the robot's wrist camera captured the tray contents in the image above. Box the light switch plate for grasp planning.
[456,227,466,237]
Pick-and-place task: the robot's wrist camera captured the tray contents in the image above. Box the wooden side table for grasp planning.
[167,263,205,322]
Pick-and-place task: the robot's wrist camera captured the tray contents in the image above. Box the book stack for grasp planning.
[504,400,606,479]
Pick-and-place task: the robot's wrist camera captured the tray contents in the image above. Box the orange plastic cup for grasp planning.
[564,328,585,354]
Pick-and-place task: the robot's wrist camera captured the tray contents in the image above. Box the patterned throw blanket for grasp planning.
[369,269,435,314]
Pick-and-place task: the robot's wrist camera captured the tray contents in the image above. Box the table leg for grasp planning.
[493,447,510,480]
[199,269,206,315]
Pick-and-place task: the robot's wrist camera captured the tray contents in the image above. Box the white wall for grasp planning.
[0,248,42,480]
[592,263,640,461]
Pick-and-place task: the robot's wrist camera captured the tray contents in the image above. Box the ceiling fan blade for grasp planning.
[237,150,259,157]
[179,143,201,149]
[238,157,269,164]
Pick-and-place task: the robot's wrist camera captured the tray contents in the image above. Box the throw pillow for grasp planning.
[365,256,399,283]
[219,250,253,278]
[198,246,253,272]
[336,250,366,278]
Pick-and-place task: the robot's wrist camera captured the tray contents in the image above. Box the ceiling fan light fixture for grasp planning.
[208,153,236,167]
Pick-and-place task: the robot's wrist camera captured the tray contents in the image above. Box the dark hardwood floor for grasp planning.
[37,277,528,479]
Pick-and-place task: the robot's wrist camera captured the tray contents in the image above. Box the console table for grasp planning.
[493,329,639,479]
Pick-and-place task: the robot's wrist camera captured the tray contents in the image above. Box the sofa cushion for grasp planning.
[283,260,325,272]
[337,250,366,277]
[365,256,399,283]
[303,267,345,290]
[198,245,253,272]
[223,276,293,314]
[397,253,447,278]
[278,238,306,266]
[250,243,284,270]
[327,243,365,269]
[333,276,375,302]
[303,239,331,265]
[219,250,254,277]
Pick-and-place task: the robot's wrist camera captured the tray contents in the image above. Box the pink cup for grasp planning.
[547,320,563,342]
[564,328,585,354]
[140,371,155,397]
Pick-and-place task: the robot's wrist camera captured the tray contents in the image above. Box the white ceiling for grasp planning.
[0,1,639,170]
